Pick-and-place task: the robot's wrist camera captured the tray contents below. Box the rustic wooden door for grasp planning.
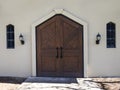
[36,14,83,77]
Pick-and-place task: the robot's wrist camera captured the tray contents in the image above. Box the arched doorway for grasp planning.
[32,9,88,77]
[36,14,83,77]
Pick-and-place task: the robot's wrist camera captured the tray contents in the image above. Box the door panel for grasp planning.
[59,15,83,77]
[41,57,56,72]
[62,57,79,72]
[40,23,57,49]
[36,14,83,77]
[36,16,60,76]
[63,23,81,49]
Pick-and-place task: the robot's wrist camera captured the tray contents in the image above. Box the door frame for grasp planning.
[31,9,89,77]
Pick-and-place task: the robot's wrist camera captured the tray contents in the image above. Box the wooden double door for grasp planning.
[36,14,83,77]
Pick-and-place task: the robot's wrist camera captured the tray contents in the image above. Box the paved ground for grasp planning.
[18,77,103,90]
[0,77,26,90]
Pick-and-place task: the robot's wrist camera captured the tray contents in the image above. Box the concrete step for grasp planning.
[18,77,103,90]
[25,77,77,83]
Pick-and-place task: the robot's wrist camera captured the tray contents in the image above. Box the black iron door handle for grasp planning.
[56,47,59,58]
[60,47,63,58]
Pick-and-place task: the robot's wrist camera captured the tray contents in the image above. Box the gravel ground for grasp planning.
[93,78,120,90]
[0,83,20,90]
[0,77,26,90]
[0,77,120,90]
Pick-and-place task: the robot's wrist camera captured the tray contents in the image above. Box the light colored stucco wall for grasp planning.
[0,0,120,77]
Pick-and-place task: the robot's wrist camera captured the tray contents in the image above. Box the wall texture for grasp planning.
[0,0,120,77]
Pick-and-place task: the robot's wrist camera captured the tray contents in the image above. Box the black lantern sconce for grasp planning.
[96,33,101,44]
[19,34,25,45]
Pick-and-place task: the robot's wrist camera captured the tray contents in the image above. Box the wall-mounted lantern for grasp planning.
[96,33,101,44]
[19,34,25,45]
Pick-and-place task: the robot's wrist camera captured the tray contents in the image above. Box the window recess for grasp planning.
[106,22,116,48]
[6,24,15,49]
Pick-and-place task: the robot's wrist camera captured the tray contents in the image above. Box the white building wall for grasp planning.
[0,0,120,77]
